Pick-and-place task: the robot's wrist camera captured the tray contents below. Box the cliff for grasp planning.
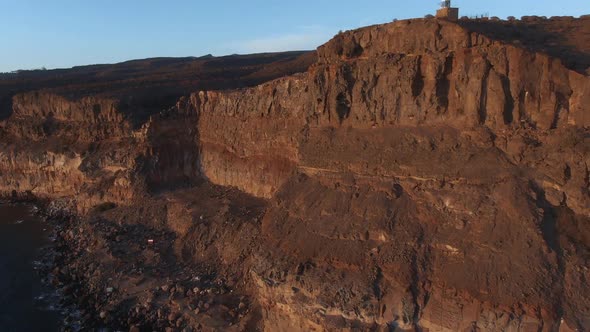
[1,17,589,331]
[180,18,590,331]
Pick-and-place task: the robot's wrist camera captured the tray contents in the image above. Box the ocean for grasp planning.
[0,203,61,331]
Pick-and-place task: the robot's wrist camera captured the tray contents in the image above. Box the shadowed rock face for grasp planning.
[1,17,589,331]
[458,16,590,75]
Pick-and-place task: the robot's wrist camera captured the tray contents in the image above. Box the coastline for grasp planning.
[9,194,254,332]
[0,198,65,331]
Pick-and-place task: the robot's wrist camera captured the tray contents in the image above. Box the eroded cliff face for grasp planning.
[187,18,589,210]
[0,92,138,213]
[179,18,590,331]
[0,17,589,331]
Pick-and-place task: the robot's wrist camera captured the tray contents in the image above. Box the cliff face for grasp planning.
[0,52,316,208]
[314,19,589,129]
[0,17,589,331]
[173,18,590,331]
[189,18,589,214]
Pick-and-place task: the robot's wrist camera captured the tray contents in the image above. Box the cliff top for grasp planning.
[459,16,590,74]
[0,51,316,122]
[318,16,590,75]
[2,15,589,125]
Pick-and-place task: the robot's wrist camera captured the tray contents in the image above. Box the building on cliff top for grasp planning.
[436,0,459,21]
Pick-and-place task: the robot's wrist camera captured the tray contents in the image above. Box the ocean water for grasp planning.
[0,203,61,332]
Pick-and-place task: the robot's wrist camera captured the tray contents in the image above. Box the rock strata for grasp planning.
[1,17,589,331]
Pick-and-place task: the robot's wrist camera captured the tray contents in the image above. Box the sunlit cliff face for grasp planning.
[0,16,589,331]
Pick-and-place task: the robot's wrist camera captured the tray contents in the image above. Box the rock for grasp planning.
[3,15,590,332]
[168,312,179,322]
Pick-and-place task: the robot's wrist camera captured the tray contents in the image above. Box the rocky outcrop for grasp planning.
[8,92,128,141]
[193,77,310,198]
[0,17,589,331]
[186,18,589,213]
[176,18,589,331]
[0,52,316,210]
[315,19,588,129]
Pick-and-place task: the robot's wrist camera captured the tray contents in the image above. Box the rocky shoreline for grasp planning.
[11,197,254,332]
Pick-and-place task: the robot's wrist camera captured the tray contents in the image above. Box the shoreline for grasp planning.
[1,197,82,331]
[0,199,68,331]
[6,195,255,331]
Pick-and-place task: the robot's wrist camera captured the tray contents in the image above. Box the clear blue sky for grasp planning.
[1,0,588,72]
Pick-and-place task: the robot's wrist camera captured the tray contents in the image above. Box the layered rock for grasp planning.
[0,52,316,211]
[0,17,589,331]
[0,92,138,212]
[193,76,311,198]
[187,18,589,213]
[174,18,589,331]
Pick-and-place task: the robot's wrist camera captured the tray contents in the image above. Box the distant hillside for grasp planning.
[0,51,317,123]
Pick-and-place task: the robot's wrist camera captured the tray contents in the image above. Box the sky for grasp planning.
[0,0,588,72]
